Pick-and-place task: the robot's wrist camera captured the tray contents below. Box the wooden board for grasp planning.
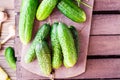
[17,59,120,79]
[91,15,120,35]
[15,0,94,79]
[94,0,120,11]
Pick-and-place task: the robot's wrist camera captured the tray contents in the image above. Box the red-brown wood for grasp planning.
[17,59,120,79]
[91,15,120,35]
[88,36,120,55]
[94,0,120,11]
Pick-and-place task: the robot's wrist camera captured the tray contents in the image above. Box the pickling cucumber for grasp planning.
[57,22,77,68]
[36,0,58,20]
[69,26,79,53]
[51,22,62,69]
[19,0,39,44]
[5,47,16,70]
[35,41,52,75]
[57,0,86,23]
[24,24,51,63]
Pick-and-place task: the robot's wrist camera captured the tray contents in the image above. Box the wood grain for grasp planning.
[0,0,14,9]
[17,59,120,79]
[94,0,120,11]
[91,15,120,35]
[88,36,120,55]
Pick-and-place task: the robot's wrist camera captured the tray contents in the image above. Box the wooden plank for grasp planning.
[0,0,14,10]
[0,56,16,80]
[91,15,120,35]
[94,0,120,11]
[17,59,120,79]
[15,0,120,12]
[88,36,120,55]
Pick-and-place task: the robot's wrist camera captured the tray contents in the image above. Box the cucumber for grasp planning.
[36,0,58,20]
[69,26,79,53]
[24,24,51,63]
[57,22,77,68]
[5,47,16,70]
[57,0,86,23]
[51,22,62,69]
[19,0,39,44]
[35,41,52,75]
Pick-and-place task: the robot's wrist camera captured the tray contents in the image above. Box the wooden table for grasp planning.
[1,0,120,80]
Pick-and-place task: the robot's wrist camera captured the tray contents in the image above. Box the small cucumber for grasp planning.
[57,22,77,68]
[69,26,79,53]
[19,0,39,44]
[5,47,16,70]
[36,0,58,20]
[35,41,52,75]
[57,0,86,23]
[24,24,51,63]
[51,22,62,69]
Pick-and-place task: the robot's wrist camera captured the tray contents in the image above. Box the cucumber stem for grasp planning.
[81,1,92,9]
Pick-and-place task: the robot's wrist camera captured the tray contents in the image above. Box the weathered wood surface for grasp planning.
[17,59,120,79]
[15,0,120,12]
[0,0,119,80]
[0,0,14,9]
[15,0,120,79]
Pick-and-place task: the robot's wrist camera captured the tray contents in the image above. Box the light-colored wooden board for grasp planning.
[16,0,94,79]
[15,0,120,12]
[91,15,120,35]
[94,0,120,11]
[0,0,14,10]
[88,36,120,55]
[0,56,16,80]
[17,59,120,79]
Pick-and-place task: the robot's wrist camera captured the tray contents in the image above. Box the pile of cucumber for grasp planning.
[24,22,79,75]
[18,0,87,76]
[19,0,86,44]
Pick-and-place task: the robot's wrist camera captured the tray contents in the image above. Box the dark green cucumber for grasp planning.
[57,22,77,68]
[36,0,58,20]
[69,26,79,53]
[19,0,39,44]
[35,41,52,75]
[5,47,16,70]
[51,22,62,69]
[24,24,51,63]
[57,0,86,23]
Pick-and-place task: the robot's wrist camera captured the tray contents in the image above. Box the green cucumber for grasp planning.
[5,47,16,70]
[19,0,39,44]
[57,22,77,68]
[69,26,79,53]
[57,0,86,23]
[24,24,51,63]
[35,41,52,75]
[36,0,58,20]
[51,22,62,69]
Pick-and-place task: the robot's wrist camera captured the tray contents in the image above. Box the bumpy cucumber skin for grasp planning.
[69,26,79,53]
[57,22,77,68]
[24,24,51,63]
[57,0,86,23]
[5,47,16,70]
[35,41,52,75]
[51,22,62,69]
[36,0,58,20]
[19,0,39,44]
